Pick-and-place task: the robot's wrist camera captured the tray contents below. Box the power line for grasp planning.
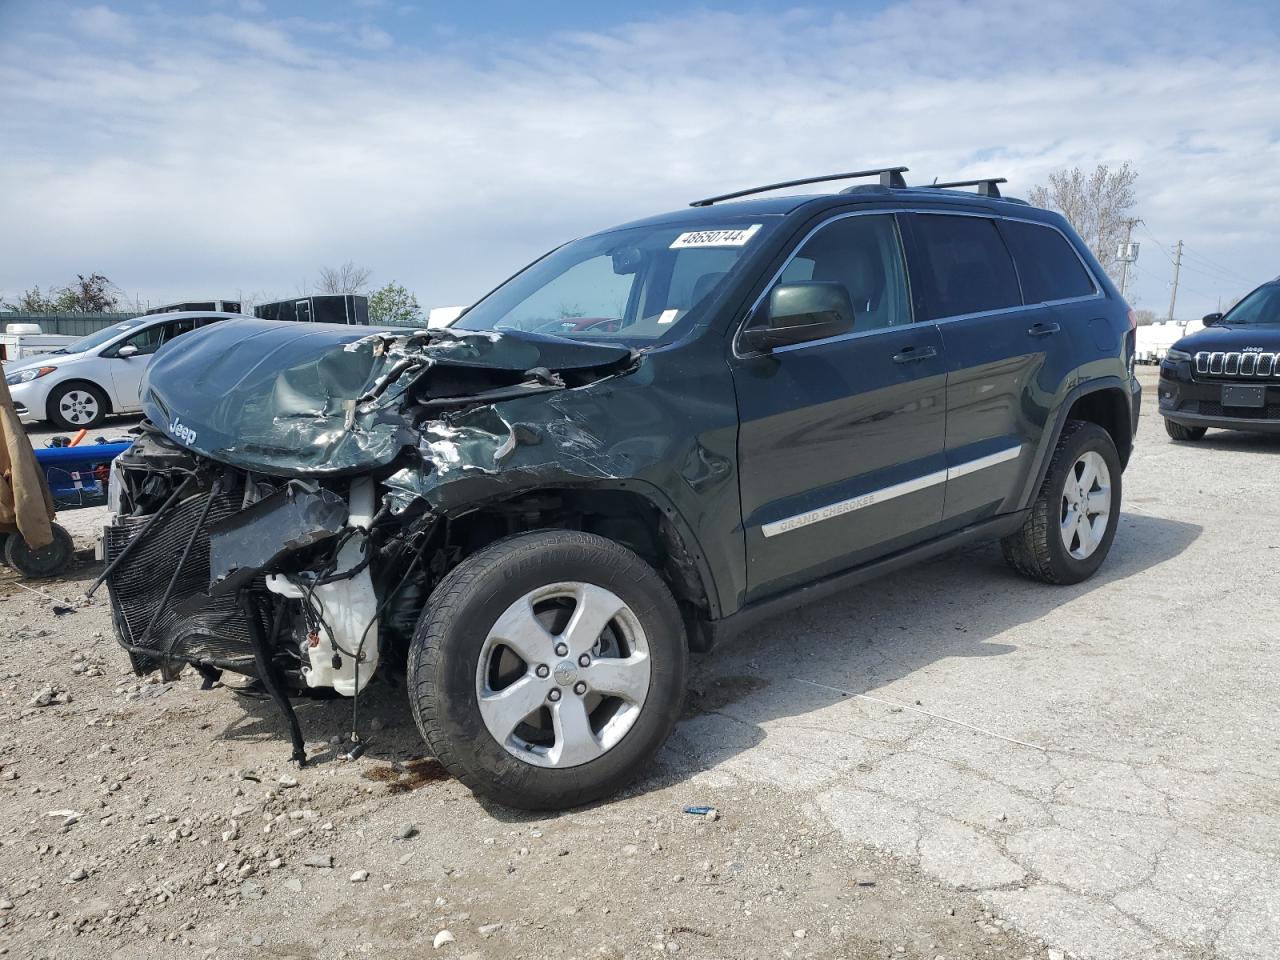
[1179,248,1253,284]
[1139,223,1250,284]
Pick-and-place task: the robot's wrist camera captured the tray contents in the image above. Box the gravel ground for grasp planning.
[2,370,1276,960]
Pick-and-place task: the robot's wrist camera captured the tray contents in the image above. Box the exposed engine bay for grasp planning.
[95,320,661,763]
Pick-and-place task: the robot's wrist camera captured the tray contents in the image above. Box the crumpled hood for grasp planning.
[141,318,634,476]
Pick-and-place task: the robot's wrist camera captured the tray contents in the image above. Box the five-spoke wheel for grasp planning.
[476,582,652,768]
[409,530,687,810]
[1002,420,1122,584]
[1059,450,1111,560]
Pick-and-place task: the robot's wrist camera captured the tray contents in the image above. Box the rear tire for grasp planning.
[5,523,74,579]
[1002,421,1122,585]
[408,529,688,810]
[47,382,109,430]
[1164,419,1206,442]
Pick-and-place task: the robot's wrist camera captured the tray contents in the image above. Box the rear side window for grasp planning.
[913,214,1021,319]
[1001,220,1096,302]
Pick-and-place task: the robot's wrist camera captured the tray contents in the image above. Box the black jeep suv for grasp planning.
[1159,279,1280,440]
[102,167,1140,809]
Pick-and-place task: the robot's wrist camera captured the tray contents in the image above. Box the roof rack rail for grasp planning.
[927,177,1007,198]
[690,166,908,207]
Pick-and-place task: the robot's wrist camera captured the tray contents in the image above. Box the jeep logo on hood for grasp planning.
[169,416,198,447]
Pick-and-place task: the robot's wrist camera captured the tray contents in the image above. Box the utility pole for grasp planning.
[1166,240,1183,321]
[1117,218,1142,298]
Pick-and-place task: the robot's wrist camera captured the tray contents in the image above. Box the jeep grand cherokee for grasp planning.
[100,167,1140,810]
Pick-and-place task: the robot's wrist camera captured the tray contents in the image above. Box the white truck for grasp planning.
[0,323,77,364]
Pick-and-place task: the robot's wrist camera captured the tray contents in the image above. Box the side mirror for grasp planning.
[740,282,855,353]
[116,344,139,358]
[1202,312,1223,325]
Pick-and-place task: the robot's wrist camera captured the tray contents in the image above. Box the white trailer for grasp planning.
[1134,318,1206,364]
[0,323,77,364]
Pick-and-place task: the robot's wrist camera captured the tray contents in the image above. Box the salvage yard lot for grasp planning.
[1,372,1277,960]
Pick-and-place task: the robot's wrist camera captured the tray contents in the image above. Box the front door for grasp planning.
[106,317,203,411]
[105,322,166,411]
[733,212,948,601]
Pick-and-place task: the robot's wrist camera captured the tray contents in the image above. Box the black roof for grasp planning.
[608,182,1054,235]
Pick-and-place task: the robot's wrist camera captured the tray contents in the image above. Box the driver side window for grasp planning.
[777,214,911,332]
[117,324,165,357]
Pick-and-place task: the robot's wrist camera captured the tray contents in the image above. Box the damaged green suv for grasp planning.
[102,167,1140,809]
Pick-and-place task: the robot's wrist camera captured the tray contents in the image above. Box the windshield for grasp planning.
[454,219,776,343]
[1222,284,1280,326]
[53,319,145,354]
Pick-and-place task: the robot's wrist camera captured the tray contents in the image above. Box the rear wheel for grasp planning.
[1002,421,1122,585]
[408,530,687,810]
[47,382,109,430]
[1164,419,1206,442]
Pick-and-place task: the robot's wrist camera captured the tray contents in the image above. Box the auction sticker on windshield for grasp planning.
[670,224,762,249]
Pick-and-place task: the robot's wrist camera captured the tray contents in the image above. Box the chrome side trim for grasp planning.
[761,469,947,538]
[760,444,1023,538]
[946,443,1023,480]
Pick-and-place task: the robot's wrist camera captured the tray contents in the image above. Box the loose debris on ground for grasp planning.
[0,553,1058,960]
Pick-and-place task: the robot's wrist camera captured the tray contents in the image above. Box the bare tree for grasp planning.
[316,261,372,295]
[1028,163,1138,282]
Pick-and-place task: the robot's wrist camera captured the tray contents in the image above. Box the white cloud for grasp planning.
[1,0,1277,316]
[217,17,310,63]
[355,24,393,51]
[73,4,135,44]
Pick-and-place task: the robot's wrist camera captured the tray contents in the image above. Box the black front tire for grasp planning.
[1164,419,1207,442]
[1002,421,1122,585]
[408,529,688,811]
[47,382,109,430]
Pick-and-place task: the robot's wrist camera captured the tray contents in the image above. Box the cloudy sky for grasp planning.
[1,0,1277,317]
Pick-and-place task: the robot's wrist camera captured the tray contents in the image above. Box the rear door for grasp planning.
[733,211,948,601]
[905,212,1094,528]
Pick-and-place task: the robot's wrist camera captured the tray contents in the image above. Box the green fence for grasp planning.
[0,311,138,337]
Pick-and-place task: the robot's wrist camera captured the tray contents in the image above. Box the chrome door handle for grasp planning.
[1028,322,1061,337]
[892,345,938,363]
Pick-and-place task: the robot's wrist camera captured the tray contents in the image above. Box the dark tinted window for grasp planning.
[163,319,198,341]
[1001,220,1095,302]
[914,214,1021,319]
[774,214,911,332]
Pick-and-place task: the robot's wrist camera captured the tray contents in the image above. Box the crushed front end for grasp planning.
[98,319,637,763]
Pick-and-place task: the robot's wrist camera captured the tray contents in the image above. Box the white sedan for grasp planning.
[3,311,250,429]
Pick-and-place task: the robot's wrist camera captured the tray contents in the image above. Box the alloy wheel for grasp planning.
[475,581,651,768]
[1060,450,1111,560]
